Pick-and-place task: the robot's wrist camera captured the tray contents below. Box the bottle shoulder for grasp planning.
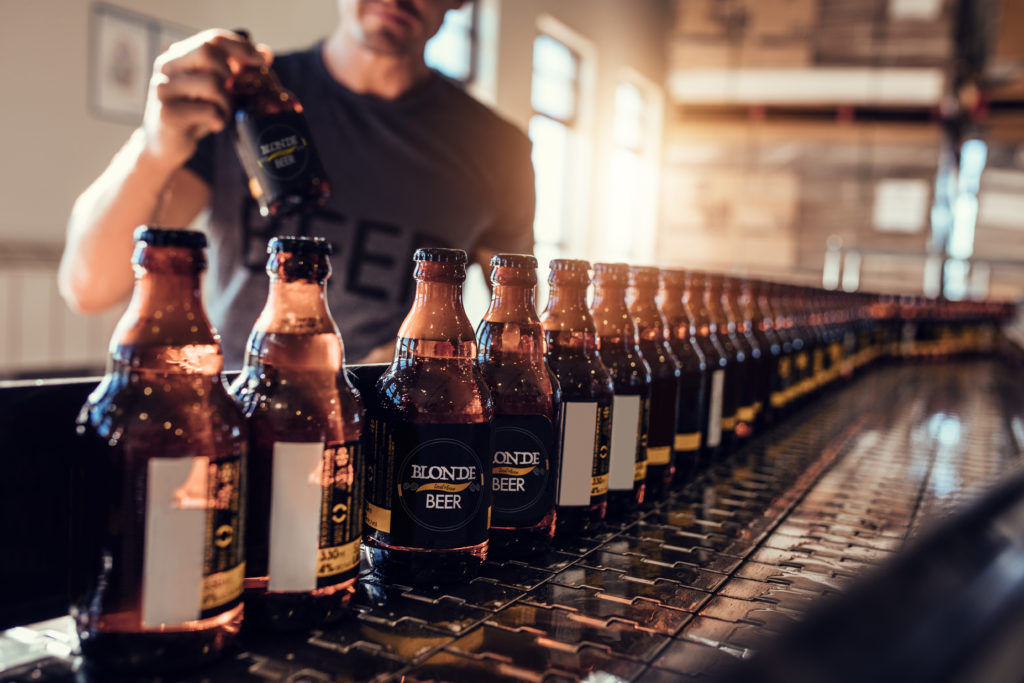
[80,371,245,451]
[374,358,493,422]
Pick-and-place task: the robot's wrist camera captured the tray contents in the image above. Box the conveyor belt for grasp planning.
[2,360,1020,682]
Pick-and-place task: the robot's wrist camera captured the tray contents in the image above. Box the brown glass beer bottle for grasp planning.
[741,279,780,430]
[364,248,493,584]
[704,273,744,454]
[541,259,613,534]
[592,263,650,515]
[476,254,559,557]
[230,237,363,629]
[684,271,730,463]
[658,269,707,479]
[230,31,330,217]
[73,228,245,672]
[722,276,760,442]
[627,266,681,502]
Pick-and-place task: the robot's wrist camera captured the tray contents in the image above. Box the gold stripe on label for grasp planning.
[590,474,609,497]
[633,459,648,482]
[674,432,702,451]
[720,414,738,431]
[737,406,756,423]
[200,562,245,612]
[646,445,672,465]
[770,392,785,408]
[365,502,391,533]
[316,538,361,578]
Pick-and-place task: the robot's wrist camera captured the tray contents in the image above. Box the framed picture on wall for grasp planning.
[89,4,193,124]
[90,4,151,123]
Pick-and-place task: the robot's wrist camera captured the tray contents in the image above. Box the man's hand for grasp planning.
[142,30,270,170]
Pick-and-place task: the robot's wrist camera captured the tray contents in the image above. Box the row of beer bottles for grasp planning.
[71,227,1006,672]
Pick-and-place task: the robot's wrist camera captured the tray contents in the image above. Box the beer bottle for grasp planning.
[741,279,780,430]
[685,272,730,463]
[723,276,761,441]
[784,285,812,408]
[658,269,706,479]
[364,248,493,584]
[592,263,650,515]
[73,228,245,672]
[761,282,793,420]
[704,273,744,454]
[230,31,330,217]
[627,266,681,501]
[476,254,559,557]
[541,259,613,534]
[230,237,364,629]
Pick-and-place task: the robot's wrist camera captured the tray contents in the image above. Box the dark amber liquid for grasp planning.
[231,331,363,630]
[544,330,612,535]
[74,350,245,672]
[476,322,558,558]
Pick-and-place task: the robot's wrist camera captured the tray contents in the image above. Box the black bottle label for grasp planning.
[235,111,326,212]
[316,441,363,585]
[200,452,245,619]
[491,414,555,526]
[366,420,492,550]
[241,113,312,180]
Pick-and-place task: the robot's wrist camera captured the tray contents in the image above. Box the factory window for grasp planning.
[425,4,477,84]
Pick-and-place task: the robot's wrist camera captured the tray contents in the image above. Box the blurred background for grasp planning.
[0,0,1021,378]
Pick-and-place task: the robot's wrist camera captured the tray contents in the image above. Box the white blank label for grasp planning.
[707,370,725,448]
[609,395,641,491]
[269,442,325,592]
[557,402,598,506]
[143,456,208,628]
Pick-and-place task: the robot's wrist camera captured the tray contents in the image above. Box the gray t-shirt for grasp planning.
[187,44,535,369]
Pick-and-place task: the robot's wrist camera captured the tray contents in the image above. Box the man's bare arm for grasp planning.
[59,142,210,312]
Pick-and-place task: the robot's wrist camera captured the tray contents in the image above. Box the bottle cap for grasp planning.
[133,227,207,249]
[629,266,660,287]
[490,253,538,269]
[593,262,629,274]
[549,259,591,272]
[268,236,333,255]
[413,247,467,264]
[593,262,630,286]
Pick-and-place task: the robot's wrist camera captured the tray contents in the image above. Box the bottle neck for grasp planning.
[479,283,544,359]
[483,283,539,324]
[724,292,749,332]
[243,276,342,371]
[111,255,220,375]
[592,284,635,342]
[397,278,476,361]
[541,283,599,353]
[685,286,714,335]
[704,286,731,331]
[629,286,667,342]
[542,283,591,329]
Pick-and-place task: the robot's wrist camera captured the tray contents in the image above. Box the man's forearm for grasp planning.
[59,129,198,313]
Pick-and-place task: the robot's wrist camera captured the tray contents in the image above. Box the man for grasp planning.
[59,0,535,366]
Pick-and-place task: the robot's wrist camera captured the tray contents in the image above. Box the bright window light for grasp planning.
[425,5,475,83]
[531,34,579,123]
